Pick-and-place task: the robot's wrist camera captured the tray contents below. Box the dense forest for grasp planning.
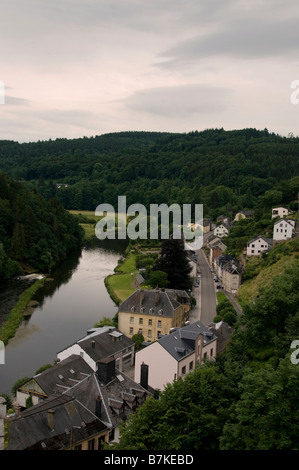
[0,172,83,281]
[0,128,299,221]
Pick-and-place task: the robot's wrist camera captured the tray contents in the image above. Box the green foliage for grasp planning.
[132,332,144,351]
[11,377,30,397]
[152,237,193,290]
[35,364,53,375]
[215,298,238,326]
[25,395,33,408]
[147,270,169,288]
[0,130,298,220]
[0,172,84,280]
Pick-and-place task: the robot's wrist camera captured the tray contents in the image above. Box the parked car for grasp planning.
[216,284,221,289]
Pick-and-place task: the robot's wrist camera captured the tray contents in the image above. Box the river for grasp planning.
[0,238,127,396]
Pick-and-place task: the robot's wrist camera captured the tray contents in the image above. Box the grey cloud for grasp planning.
[124,84,232,117]
[4,96,31,106]
[157,17,299,67]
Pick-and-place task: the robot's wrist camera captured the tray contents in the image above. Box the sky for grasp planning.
[1,0,299,143]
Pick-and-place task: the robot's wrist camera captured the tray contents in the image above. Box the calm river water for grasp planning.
[0,238,126,396]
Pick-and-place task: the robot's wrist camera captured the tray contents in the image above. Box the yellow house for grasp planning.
[118,288,190,342]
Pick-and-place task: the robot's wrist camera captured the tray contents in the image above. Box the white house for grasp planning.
[246,235,273,257]
[273,219,294,241]
[213,223,230,238]
[56,326,134,372]
[134,321,217,391]
[271,207,289,219]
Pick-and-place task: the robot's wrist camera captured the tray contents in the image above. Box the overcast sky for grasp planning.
[1,0,299,142]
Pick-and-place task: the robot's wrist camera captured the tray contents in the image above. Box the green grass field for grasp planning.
[105,253,138,304]
[238,253,298,304]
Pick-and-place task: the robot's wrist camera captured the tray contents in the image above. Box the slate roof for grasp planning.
[63,364,151,431]
[247,235,273,247]
[208,321,234,354]
[158,321,216,361]
[7,393,107,450]
[119,288,184,318]
[28,355,93,397]
[58,327,134,363]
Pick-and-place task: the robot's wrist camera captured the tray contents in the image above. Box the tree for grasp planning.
[220,357,299,450]
[147,270,169,288]
[132,332,144,351]
[152,236,192,290]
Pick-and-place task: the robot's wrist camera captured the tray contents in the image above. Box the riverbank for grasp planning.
[0,277,46,346]
[104,251,138,306]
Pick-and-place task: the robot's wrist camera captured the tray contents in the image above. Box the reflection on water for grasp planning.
[0,239,127,395]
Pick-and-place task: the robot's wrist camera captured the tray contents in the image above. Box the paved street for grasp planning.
[188,246,217,326]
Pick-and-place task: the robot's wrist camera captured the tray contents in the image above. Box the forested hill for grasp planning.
[0,128,299,218]
[0,173,84,281]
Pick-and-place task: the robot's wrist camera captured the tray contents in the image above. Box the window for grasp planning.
[130,317,134,324]
[158,320,161,328]
[210,348,213,357]
[88,439,95,450]
[148,330,152,338]
[98,436,106,450]
[75,444,82,450]
[148,319,152,326]
[129,327,133,335]
[139,318,143,325]
[181,366,186,376]
[189,361,193,371]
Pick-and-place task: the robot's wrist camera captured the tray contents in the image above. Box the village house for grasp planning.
[271,207,290,219]
[16,354,94,408]
[208,321,234,355]
[8,357,151,449]
[118,288,190,342]
[208,237,227,266]
[134,321,217,391]
[213,222,230,238]
[216,215,230,225]
[220,259,243,294]
[246,235,273,257]
[273,218,295,242]
[56,326,134,373]
[7,393,109,450]
[234,210,254,221]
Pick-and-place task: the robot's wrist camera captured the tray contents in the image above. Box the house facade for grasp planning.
[134,321,217,391]
[234,210,254,221]
[118,288,190,342]
[213,223,230,238]
[271,207,289,219]
[221,260,243,294]
[246,235,273,257]
[273,219,294,241]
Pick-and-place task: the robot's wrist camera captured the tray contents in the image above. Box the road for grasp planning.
[188,246,217,326]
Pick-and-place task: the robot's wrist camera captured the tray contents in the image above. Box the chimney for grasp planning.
[47,409,55,430]
[155,287,160,306]
[140,362,149,390]
[96,357,116,384]
[91,340,96,349]
[95,396,102,418]
[140,289,144,304]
